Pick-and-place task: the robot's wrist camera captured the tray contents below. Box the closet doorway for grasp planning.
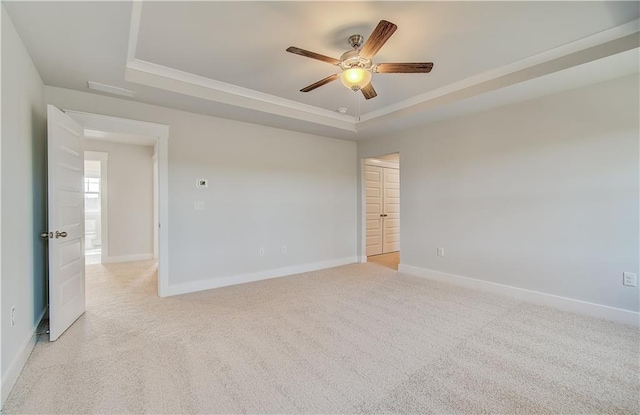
[365,153,400,270]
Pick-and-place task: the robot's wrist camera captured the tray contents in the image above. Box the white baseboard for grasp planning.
[166,256,358,296]
[398,264,640,327]
[359,256,368,263]
[1,309,46,407]
[103,253,154,264]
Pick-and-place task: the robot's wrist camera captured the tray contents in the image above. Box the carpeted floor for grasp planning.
[4,261,639,414]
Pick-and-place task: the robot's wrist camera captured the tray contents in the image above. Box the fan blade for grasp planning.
[361,83,377,100]
[359,20,398,60]
[375,62,434,73]
[300,74,340,92]
[286,47,341,65]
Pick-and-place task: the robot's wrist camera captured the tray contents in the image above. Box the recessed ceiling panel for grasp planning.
[135,1,639,114]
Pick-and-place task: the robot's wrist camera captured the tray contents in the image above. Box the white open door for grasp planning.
[46,105,85,341]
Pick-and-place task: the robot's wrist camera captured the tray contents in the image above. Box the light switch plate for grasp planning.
[196,179,208,188]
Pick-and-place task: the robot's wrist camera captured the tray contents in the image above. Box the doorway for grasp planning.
[83,158,104,264]
[66,110,170,297]
[83,135,156,266]
[46,106,169,341]
[364,153,400,270]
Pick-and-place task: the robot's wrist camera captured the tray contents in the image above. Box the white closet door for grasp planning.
[365,165,383,256]
[382,167,400,253]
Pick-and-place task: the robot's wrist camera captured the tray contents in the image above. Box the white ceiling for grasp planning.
[4,1,639,140]
[136,1,636,114]
[85,130,157,147]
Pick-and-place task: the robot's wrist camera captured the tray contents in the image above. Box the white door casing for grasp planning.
[47,105,86,341]
[65,110,169,296]
[383,167,400,253]
[153,153,159,260]
[365,165,383,256]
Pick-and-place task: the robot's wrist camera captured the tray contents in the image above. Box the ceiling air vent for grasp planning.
[87,81,136,97]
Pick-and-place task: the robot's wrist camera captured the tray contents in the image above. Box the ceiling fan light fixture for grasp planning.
[340,67,372,91]
[287,19,432,99]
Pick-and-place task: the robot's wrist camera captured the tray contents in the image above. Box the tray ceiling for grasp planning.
[135,1,637,114]
[4,1,639,140]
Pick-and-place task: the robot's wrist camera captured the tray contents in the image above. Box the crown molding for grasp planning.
[127,3,355,131]
[125,59,356,131]
[126,4,639,133]
[357,33,640,132]
[358,18,640,128]
[127,0,143,65]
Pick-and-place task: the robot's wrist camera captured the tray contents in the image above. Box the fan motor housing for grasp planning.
[339,49,372,71]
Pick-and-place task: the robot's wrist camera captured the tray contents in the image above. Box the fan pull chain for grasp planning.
[353,92,359,134]
[354,90,361,134]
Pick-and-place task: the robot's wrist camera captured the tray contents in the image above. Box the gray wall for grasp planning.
[45,86,358,288]
[358,74,640,312]
[84,140,154,260]
[1,5,47,393]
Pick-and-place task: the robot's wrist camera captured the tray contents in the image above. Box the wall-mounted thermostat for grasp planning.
[196,179,208,188]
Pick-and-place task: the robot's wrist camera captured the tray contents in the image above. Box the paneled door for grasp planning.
[45,105,86,341]
[365,165,383,256]
[382,167,400,253]
[365,162,400,256]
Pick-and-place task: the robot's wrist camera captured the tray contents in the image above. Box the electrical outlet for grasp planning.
[11,306,15,327]
[259,247,265,256]
[623,272,637,287]
[437,247,445,257]
[281,245,287,254]
[196,179,208,188]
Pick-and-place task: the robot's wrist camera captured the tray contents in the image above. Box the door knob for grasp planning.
[55,231,68,239]
[41,232,53,239]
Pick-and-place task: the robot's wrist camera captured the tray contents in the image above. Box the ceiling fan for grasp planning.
[286,20,434,100]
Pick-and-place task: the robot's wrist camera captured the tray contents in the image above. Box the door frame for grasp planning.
[152,153,159,260]
[360,154,401,263]
[84,151,109,263]
[65,110,170,297]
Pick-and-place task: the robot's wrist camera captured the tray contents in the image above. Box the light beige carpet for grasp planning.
[4,261,639,414]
